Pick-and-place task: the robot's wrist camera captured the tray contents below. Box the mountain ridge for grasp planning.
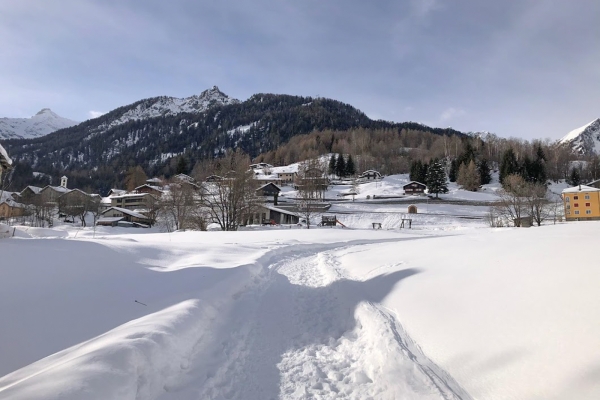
[2,88,466,192]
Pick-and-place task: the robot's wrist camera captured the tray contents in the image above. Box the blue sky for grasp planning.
[1,0,599,140]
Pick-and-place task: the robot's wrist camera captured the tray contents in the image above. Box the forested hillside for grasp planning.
[2,91,464,193]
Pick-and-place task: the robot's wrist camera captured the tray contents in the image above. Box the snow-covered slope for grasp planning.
[96,86,239,133]
[559,118,600,154]
[0,109,78,140]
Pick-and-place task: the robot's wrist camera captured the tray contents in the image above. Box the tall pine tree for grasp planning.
[335,153,346,178]
[426,159,448,198]
[328,154,336,175]
[500,148,519,185]
[478,158,492,184]
[345,154,356,176]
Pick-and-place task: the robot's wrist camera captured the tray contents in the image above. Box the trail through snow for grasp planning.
[157,241,470,400]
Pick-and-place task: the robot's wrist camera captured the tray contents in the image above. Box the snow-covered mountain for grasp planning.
[559,118,600,155]
[0,108,78,140]
[95,86,240,133]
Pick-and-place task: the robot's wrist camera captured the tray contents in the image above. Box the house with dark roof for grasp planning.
[403,181,427,195]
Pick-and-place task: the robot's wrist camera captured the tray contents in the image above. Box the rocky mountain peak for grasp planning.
[559,118,600,155]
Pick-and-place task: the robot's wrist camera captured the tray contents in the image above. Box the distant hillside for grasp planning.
[0,108,78,140]
[3,88,465,193]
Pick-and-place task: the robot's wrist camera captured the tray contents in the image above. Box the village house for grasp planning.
[97,207,152,227]
[57,189,99,217]
[562,185,600,221]
[256,182,281,205]
[403,181,427,195]
[270,165,298,185]
[17,186,43,204]
[134,184,164,196]
[110,192,157,210]
[39,185,71,204]
[243,204,300,226]
[0,197,24,219]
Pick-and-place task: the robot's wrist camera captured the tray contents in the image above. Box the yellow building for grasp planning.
[562,185,600,221]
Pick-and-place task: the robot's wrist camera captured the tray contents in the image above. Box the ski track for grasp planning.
[156,240,471,400]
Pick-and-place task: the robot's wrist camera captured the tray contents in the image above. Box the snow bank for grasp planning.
[333,222,600,399]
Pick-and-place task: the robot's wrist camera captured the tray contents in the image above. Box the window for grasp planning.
[566,211,571,215]
[585,195,590,200]
[574,195,579,200]
[586,203,591,207]
[566,204,570,209]
[575,210,580,215]
[565,197,570,202]
[574,203,579,207]
[586,210,592,215]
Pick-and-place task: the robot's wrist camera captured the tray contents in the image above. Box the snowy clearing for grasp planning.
[1,217,599,399]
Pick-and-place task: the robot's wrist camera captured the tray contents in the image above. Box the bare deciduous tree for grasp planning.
[159,181,198,231]
[296,159,329,229]
[199,150,259,231]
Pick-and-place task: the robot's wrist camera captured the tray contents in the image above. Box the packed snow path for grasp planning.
[156,241,471,400]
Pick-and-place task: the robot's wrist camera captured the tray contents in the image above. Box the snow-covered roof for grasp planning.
[107,189,127,196]
[271,165,299,174]
[0,143,12,169]
[21,185,42,195]
[173,173,194,182]
[135,184,163,192]
[261,204,299,217]
[96,217,125,223]
[257,182,282,191]
[403,181,426,187]
[562,185,600,194]
[146,178,162,184]
[102,207,148,219]
[110,192,152,199]
[41,185,71,194]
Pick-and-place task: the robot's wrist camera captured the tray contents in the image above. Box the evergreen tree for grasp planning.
[335,153,346,178]
[410,160,427,183]
[478,158,492,185]
[345,154,356,176]
[531,144,547,184]
[176,156,188,175]
[500,148,519,185]
[449,159,459,182]
[328,154,336,175]
[457,142,477,166]
[569,168,581,186]
[426,159,448,198]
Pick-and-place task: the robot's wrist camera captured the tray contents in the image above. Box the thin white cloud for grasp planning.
[88,111,106,119]
[440,107,466,121]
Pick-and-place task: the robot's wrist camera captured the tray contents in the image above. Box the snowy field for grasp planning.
[1,216,600,399]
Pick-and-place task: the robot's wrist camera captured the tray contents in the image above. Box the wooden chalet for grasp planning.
[256,182,282,205]
[403,181,427,195]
